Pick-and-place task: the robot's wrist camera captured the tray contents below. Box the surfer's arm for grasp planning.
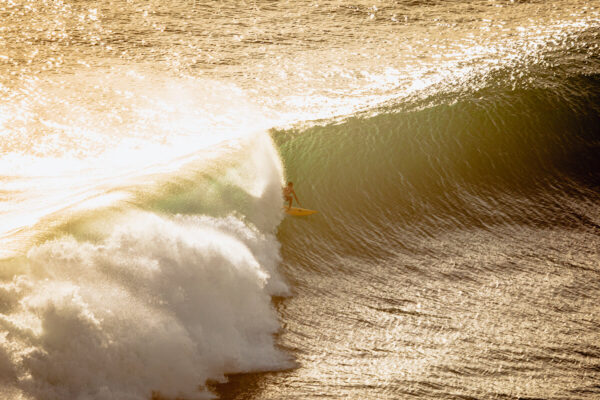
[293,190,300,205]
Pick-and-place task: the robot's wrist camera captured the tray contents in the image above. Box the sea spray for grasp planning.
[0,211,291,400]
[0,127,291,399]
[0,68,273,257]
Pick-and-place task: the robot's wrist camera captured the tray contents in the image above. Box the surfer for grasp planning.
[283,181,300,210]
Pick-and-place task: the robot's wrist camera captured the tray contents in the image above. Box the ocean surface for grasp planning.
[1,1,600,399]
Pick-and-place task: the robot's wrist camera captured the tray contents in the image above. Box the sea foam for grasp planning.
[0,211,291,399]
[0,131,291,399]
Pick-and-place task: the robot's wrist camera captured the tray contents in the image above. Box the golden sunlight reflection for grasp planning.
[0,68,274,257]
[1,1,599,398]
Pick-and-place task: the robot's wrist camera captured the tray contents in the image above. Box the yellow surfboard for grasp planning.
[284,207,318,216]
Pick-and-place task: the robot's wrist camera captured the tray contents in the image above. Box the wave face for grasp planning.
[261,33,600,400]
[275,72,600,258]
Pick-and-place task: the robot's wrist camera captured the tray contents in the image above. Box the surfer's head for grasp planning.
[287,181,293,187]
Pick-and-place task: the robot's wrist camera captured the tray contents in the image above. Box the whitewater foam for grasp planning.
[0,210,291,400]
[0,118,290,399]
